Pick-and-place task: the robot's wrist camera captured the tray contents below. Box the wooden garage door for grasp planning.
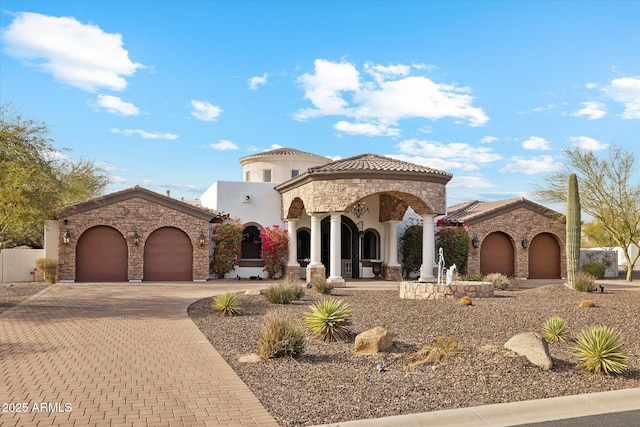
[528,233,561,279]
[480,232,515,276]
[144,227,193,281]
[76,226,128,282]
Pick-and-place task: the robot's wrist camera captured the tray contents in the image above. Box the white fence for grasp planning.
[0,248,44,283]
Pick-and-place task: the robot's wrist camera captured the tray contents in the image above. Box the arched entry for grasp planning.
[528,233,561,279]
[321,216,360,278]
[480,232,514,276]
[76,226,128,282]
[144,227,193,281]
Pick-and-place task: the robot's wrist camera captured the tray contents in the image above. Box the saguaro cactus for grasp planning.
[566,173,581,289]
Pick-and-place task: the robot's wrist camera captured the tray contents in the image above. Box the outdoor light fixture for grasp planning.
[63,231,70,245]
[357,221,364,238]
[471,234,480,249]
[132,230,140,246]
[521,235,529,249]
[352,200,370,219]
[198,231,206,247]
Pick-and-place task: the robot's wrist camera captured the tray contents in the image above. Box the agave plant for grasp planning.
[574,325,629,375]
[304,299,353,342]
[211,292,241,316]
[541,316,570,342]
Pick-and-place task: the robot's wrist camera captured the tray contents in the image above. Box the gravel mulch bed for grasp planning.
[188,285,640,427]
[0,282,49,315]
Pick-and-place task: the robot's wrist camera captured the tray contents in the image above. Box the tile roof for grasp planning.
[444,197,562,223]
[308,153,452,177]
[239,147,330,162]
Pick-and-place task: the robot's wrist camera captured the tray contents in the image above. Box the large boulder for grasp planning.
[355,327,393,354]
[504,332,553,370]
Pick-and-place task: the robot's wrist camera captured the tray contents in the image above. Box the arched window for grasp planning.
[241,225,262,259]
[297,228,311,260]
[362,229,380,260]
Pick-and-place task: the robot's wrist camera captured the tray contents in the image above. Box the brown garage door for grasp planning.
[144,227,193,281]
[528,233,561,279]
[480,232,515,276]
[76,226,128,282]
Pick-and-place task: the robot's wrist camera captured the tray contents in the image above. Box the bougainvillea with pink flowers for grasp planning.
[211,218,244,278]
[260,225,289,279]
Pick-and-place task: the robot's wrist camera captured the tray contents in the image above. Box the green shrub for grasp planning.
[574,326,629,375]
[257,311,305,359]
[574,272,596,292]
[582,261,606,280]
[460,273,483,281]
[304,299,353,342]
[541,316,570,342]
[435,219,470,273]
[35,257,58,284]
[312,278,333,295]
[211,292,241,316]
[265,279,304,304]
[484,272,510,290]
[399,224,423,278]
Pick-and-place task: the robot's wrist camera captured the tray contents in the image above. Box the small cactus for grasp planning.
[458,296,472,306]
[579,300,596,308]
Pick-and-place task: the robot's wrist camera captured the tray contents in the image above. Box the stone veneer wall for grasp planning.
[58,198,211,281]
[399,281,494,300]
[466,207,566,278]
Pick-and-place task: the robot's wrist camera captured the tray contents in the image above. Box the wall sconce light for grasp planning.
[132,230,140,246]
[471,234,480,249]
[63,231,70,245]
[198,231,206,247]
[521,235,529,249]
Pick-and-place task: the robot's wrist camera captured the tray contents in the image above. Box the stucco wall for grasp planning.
[242,157,329,183]
[0,248,44,283]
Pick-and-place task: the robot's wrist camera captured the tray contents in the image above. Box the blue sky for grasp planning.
[2,1,639,209]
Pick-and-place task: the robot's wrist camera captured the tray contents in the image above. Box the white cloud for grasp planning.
[605,77,640,119]
[571,101,607,120]
[395,138,501,171]
[499,156,562,175]
[91,95,139,116]
[585,83,597,89]
[568,136,609,151]
[448,175,496,189]
[522,136,551,150]
[2,12,142,92]
[249,73,268,90]
[481,135,498,144]
[208,140,238,150]
[294,59,488,131]
[109,175,128,184]
[334,120,400,137]
[111,128,178,140]
[190,100,222,121]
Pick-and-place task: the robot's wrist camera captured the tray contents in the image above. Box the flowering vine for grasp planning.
[435,218,470,272]
[211,218,244,279]
[259,225,289,279]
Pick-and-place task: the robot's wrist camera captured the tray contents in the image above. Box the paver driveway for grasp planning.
[0,282,279,427]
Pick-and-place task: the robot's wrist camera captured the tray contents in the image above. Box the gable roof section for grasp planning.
[60,186,228,222]
[276,153,452,192]
[444,197,564,224]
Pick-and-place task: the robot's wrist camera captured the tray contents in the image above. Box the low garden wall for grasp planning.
[399,281,494,300]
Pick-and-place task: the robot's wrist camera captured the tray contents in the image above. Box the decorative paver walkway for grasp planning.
[0,282,279,427]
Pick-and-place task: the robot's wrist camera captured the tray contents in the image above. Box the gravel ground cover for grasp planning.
[188,285,640,427]
[0,282,49,315]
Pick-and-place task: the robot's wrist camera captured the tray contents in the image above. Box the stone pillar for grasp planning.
[327,213,345,285]
[306,214,325,284]
[419,214,437,282]
[384,220,402,280]
[285,219,301,281]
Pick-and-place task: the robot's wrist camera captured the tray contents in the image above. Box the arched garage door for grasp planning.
[144,227,193,281]
[480,232,514,276]
[76,226,128,282]
[528,233,561,279]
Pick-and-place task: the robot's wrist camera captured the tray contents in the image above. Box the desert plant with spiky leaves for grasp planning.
[257,311,305,359]
[312,278,333,295]
[541,316,570,342]
[211,292,241,316]
[265,279,304,304]
[304,299,353,342]
[407,335,460,368]
[574,272,596,292]
[566,173,581,289]
[484,272,510,290]
[575,326,629,375]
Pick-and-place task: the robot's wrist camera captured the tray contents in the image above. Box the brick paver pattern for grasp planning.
[0,282,279,427]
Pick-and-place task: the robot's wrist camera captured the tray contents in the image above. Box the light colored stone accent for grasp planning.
[399,281,494,300]
[284,265,301,282]
[355,327,393,354]
[306,265,326,285]
[383,265,402,281]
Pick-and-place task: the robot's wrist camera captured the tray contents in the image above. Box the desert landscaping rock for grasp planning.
[504,331,553,370]
[354,326,393,354]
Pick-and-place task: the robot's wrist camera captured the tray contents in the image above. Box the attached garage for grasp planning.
[76,226,128,282]
[480,232,514,276]
[144,227,193,281]
[528,233,561,279]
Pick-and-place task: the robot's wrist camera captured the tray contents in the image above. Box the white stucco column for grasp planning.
[309,214,322,266]
[327,213,344,283]
[419,214,437,282]
[287,219,299,266]
[387,220,400,266]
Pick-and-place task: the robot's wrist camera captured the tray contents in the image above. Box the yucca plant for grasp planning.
[265,279,304,304]
[211,292,241,316]
[541,316,570,342]
[574,326,629,375]
[257,311,306,359]
[304,299,353,342]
